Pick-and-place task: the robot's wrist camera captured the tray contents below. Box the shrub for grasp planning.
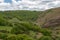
[0,33,7,39]
[40,28,52,36]
[6,34,35,40]
[55,37,60,40]
[5,35,17,40]
[0,18,8,26]
[39,36,53,40]
[17,34,35,40]
[11,22,41,34]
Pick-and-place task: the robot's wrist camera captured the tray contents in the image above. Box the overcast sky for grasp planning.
[0,0,60,11]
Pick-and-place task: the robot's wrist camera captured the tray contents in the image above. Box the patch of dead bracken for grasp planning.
[36,8,60,28]
[43,17,60,28]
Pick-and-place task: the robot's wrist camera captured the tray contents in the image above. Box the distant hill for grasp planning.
[36,7,60,27]
[0,10,41,22]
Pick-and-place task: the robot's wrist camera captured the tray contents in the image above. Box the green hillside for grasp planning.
[0,8,60,40]
[0,11,42,22]
[0,10,45,40]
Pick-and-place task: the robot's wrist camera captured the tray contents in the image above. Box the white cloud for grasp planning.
[0,0,4,3]
[0,0,60,11]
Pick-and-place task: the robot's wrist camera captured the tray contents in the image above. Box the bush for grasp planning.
[0,33,7,39]
[5,34,35,40]
[40,28,52,36]
[0,18,8,26]
[39,36,53,40]
[17,34,34,40]
[5,35,17,40]
[11,22,41,34]
[55,37,60,40]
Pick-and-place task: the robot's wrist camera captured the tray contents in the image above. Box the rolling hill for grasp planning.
[0,8,60,40]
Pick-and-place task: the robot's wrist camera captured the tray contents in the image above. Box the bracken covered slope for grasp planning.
[36,7,60,27]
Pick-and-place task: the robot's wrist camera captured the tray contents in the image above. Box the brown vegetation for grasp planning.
[36,7,60,27]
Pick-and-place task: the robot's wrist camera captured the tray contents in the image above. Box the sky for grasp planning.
[0,0,60,11]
